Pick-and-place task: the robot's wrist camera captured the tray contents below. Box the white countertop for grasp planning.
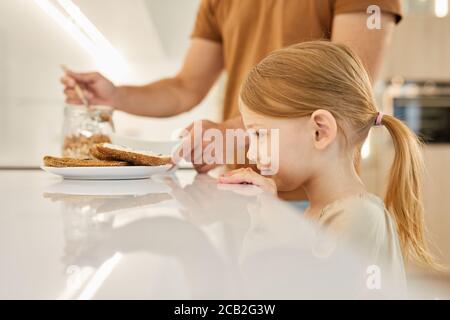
[0,169,412,299]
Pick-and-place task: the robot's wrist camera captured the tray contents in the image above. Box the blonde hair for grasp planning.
[241,41,437,268]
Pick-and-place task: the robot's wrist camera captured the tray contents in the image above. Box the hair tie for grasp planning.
[375,112,384,126]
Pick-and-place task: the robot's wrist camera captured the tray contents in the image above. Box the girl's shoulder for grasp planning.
[318,192,392,240]
[320,192,385,219]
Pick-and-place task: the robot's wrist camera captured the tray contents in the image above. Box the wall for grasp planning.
[381,12,450,80]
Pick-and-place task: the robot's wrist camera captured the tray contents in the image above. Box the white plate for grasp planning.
[41,165,172,180]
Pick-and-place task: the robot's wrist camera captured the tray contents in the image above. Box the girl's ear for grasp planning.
[309,110,337,150]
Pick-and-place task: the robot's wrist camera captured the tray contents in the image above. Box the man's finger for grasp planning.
[65,70,99,84]
[182,122,194,136]
[65,90,81,102]
[194,163,215,174]
[179,126,202,163]
[65,97,82,105]
[60,76,76,88]
[191,143,205,165]
[178,136,194,162]
[64,88,74,95]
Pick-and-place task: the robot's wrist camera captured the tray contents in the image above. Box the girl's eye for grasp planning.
[249,130,259,138]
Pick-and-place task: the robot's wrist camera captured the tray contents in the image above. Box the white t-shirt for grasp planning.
[316,192,407,298]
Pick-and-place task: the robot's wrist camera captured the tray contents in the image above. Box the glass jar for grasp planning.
[62,105,115,159]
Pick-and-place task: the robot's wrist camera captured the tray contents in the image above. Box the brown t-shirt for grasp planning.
[191,0,402,120]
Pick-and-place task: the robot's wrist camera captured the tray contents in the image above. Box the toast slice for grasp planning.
[44,156,129,168]
[91,143,172,166]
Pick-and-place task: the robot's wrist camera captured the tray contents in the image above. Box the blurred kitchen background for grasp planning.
[0,0,449,297]
[0,0,225,168]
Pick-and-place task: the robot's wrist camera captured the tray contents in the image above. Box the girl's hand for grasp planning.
[218,168,277,196]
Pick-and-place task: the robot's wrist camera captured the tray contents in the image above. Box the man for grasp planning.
[62,0,402,173]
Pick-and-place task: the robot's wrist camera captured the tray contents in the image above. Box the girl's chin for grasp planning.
[274,176,306,192]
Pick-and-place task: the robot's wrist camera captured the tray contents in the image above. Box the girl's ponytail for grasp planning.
[381,114,437,268]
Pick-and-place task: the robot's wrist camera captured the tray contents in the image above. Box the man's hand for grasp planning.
[179,119,227,173]
[218,168,277,196]
[178,116,246,173]
[61,70,118,107]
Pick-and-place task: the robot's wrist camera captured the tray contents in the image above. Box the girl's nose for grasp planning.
[247,142,258,163]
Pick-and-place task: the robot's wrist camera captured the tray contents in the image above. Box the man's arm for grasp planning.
[62,38,224,118]
[115,38,224,117]
[331,12,396,83]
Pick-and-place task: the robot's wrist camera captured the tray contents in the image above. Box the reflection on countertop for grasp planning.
[0,169,423,299]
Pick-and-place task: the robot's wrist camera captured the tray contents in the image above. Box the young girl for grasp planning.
[218,41,437,273]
